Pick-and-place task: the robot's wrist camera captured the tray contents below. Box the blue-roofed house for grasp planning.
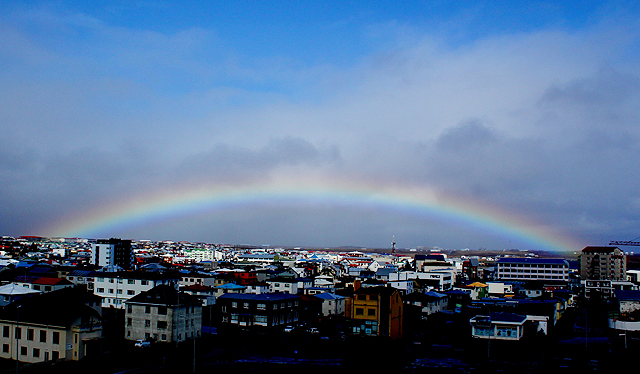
[214,283,246,297]
[313,292,346,316]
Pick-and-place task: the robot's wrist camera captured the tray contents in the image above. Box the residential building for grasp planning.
[580,246,626,281]
[217,293,300,330]
[93,272,180,309]
[0,284,40,307]
[349,285,403,340]
[403,291,448,320]
[180,273,216,288]
[470,312,527,341]
[266,277,299,294]
[0,287,102,363]
[313,292,346,316]
[13,276,74,293]
[124,285,202,343]
[90,238,133,270]
[496,258,570,282]
[214,283,246,297]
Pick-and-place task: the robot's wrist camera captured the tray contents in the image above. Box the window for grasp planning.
[20,346,27,356]
[97,288,104,293]
[355,308,364,315]
[2,344,7,353]
[108,289,114,294]
[52,351,59,360]
[32,348,40,358]
[145,306,151,314]
[257,303,266,310]
[127,305,132,313]
[127,290,135,295]
[27,328,34,341]
[52,331,59,344]
[157,321,168,329]
[158,306,167,315]
[367,309,376,317]
[127,318,132,326]
[128,279,135,284]
[161,334,167,341]
[141,280,149,286]
[40,330,46,343]
[2,326,8,338]
[117,289,123,294]
[145,320,151,327]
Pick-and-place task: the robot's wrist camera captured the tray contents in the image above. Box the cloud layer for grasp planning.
[1,2,640,250]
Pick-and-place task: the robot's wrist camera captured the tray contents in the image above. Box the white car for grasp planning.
[284,326,295,333]
[134,340,151,348]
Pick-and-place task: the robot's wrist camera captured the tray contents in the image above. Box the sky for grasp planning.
[1,1,640,251]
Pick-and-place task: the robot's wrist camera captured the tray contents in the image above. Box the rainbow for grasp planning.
[42,175,582,251]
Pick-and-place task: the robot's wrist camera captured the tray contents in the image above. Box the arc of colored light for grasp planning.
[43,177,581,252]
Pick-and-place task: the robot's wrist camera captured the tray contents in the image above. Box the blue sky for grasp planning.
[2,1,640,250]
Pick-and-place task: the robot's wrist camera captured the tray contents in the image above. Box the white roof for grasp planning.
[0,283,41,296]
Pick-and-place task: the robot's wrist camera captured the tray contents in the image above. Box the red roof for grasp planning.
[33,277,72,286]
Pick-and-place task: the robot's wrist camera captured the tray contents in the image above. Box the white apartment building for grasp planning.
[390,270,455,292]
[496,258,569,282]
[93,272,180,309]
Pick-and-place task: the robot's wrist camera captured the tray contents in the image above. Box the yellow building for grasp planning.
[349,285,403,340]
[0,287,102,363]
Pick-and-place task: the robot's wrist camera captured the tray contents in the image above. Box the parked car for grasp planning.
[134,339,151,348]
[284,326,295,333]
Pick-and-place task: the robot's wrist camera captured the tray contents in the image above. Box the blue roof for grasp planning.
[216,283,246,290]
[218,292,300,301]
[314,292,344,300]
[615,290,640,300]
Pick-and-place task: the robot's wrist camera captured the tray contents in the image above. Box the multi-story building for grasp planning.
[313,292,346,316]
[496,258,570,282]
[266,277,299,294]
[93,272,180,309]
[0,287,102,363]
[124,285,202,343]
[580,246,626,281]
[90,238,133,270]
[349,285,403,340]
[217,293,300,330]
